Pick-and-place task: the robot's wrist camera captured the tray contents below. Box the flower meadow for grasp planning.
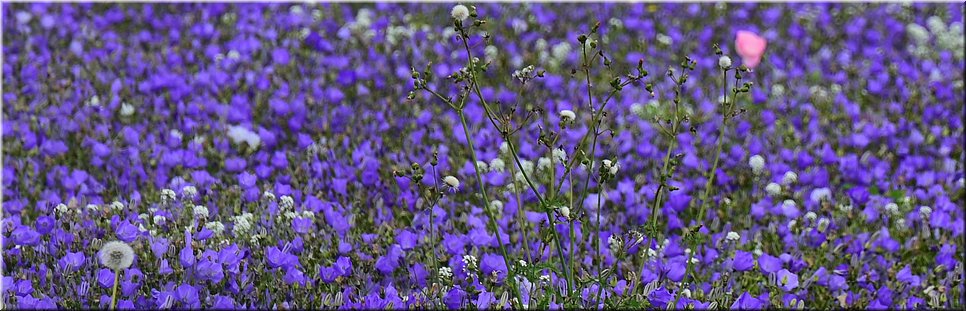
[2,2,965,310]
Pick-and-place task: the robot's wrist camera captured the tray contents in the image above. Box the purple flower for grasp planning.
[58,251,85,271]
[265,246,297,269]
[896,265,920,287]
[283,266,306,286]
[179,245,196,268]
[176,283,200,308]
[97,268,115,288]
[10,226,41,246]
[212,295,236,309]
[758,253,783,274]
[731,292,763,309]
[115,221,140,243]
[479,253,508,283]
[733,250,754,272]
[776,269,799,291]
[34,216,55,235]
[196,259,224,283]
[648,287,674,309]
[292,217,313,234]
[443,286,466,309]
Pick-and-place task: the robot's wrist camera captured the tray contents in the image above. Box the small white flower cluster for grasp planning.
[838,203,853,214]
[193,205,209,218]
[182,186,198,200]
[804,211,817,221]
[476,161,489,173]
[552,148,567,164]
[608,235,623,254]
[489,158,506,172]
[86,204,100,212]
[559,109,576,123]
[205,221,225,235]
[489,200,504,216]
[919,206,933,219]
[782,171,798,184]
[602,159,620,176]
[749,155,766,175]
[55,203,71,216]
[511,65,536,83]
[262,190,276,202]
[153,215,167,226]
[883,202,900,216]
[462,254,478,271]
[553,205,571,220]
[726,231,741,242]
[226,125,262,151]
[232,212,256,235]
[439,266,453,280]
[161,188,177,204]
[765,183,782,196]
[280,195,295,210]
[443,176,460,189]
[111,201,125,211]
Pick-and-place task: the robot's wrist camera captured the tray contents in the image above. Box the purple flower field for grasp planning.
[2,2,965,310]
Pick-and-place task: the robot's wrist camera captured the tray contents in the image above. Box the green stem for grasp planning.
[457,109,522,306]
[110,269,120,310]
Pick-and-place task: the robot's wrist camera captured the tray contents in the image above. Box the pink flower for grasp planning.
[735,30,767,69]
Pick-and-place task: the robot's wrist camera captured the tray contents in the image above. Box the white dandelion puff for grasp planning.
[98,241,135,270]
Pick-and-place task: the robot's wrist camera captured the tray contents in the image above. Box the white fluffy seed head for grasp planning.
[99,241,135,270]
[451,4,469,21]
[718,56,732,69]
[443,176,460,188]
[559,109,576,122]
[749,155,765,175]
[765,182,782,196]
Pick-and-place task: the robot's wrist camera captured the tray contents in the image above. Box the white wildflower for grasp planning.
[765,183,782,196]
[559,109,576,122]
[489,158,506,172]
[726,231,740,242]
[476,161,489,173]
[182,186,197,200]
[193,205,209,218]
[226,125,262,150]
[443,176,460,189]
[558,206,571,220]
[153,215,166,226]
[804,211,817,221]
[919,206,932,218]
[280,195,295,210]
[111,201,124,211]
[262,191,276,202]
[884,202,900,216]
[205,221,225,235]
[55,203,69,216]
[749,155,765,175]
[462,254,478,271]
[552,148,567,163]
[782,171,798,184]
